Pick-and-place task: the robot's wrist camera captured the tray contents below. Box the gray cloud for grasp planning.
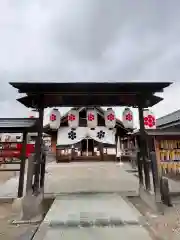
[0,0,179,123]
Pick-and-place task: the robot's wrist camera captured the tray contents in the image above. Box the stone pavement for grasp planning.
[33,194,152,240]
[0,162,152,239]
[1,161,180,199]
[0,162,139,198]
[2,161,180,239]
[40,227,152,240]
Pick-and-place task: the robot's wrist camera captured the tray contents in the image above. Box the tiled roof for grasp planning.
[156,110,180,126]
[0,118,37,132]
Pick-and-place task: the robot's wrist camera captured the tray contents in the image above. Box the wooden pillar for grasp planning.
[92,140,94,156]
[137,150,144,185]
[80,141,83,156]
[51,132,57,154]
[18,131,27,198]
[138,103,151,190]
[71,146,75,161]
[99,143,104,161]
[40,151,46,189]
[33,103,44,195]
[115,134,118,161]
[86,139,88,156]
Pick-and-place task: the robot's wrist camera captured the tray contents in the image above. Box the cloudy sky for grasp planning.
[0,0,179,126]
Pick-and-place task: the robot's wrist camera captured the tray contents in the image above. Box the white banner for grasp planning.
[88,127,115,145]
[57,127,85,146]
[57,127,115,146]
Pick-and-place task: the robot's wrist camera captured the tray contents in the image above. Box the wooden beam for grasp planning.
[138,101,151,190]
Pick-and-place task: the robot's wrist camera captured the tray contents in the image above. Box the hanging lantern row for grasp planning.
[122,107,156,129]
[48,108,117,130]
[35,107,156,130]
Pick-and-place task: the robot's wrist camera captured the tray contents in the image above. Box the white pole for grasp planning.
[86,138,88,156]
[117,136,123,166]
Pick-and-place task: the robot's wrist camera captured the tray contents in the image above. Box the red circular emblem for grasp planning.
[125,113,132,121]
[107,113,115,121]
[88,113,95,121]
[50,114,56,122]
[68,114,76,121]
[144,114,155,128]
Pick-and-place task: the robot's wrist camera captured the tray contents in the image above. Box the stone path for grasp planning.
[33,194,152,240]
[0,162,139,198]
[40,227,152,240]
[1,161,180,199]
[2,161,180,239]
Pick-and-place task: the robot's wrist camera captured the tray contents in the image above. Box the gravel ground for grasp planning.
[0,165,18,183]
[0,164,39,240]
[129,196,180,240]
[0,202,38,240]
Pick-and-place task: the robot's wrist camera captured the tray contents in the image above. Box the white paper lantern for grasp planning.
[122,108,134,129]
[68,109,79,129]
[49,108,61,129]
[104,108,116,129]
[28,109,38,118]
[143,109,156,129]
[87,108,98,129]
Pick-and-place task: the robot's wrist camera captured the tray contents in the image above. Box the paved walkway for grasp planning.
[33,194,152,240]
[0,162,139,198]
[1,161,180,199]
[2,161,180,239]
